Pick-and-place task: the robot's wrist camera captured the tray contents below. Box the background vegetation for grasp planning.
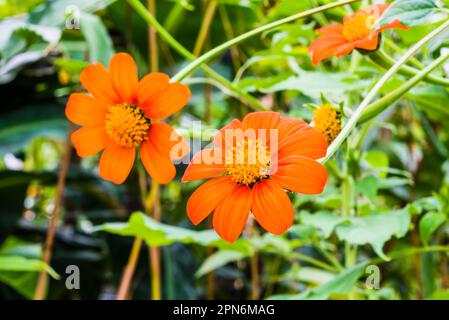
[1,0,449,300]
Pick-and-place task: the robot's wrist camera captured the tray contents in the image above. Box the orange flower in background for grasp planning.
[66,53,190,184]
[182,112,328,243]
[309,3,409,65]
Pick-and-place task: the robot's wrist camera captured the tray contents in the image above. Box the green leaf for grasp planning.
[356,175,381,202]
[195,250,247,278]
[419,212,446,245]
[80,12,115,65]
[268,262,368,300]
[0,105,68,156]
[95,212,257,255]
[364,150,389,178]
[0,256,58,278]
[336,210,411,260]
[239,72,369,99]
[0,255,59,299]
[376,0,438,27]
[300,211,346,238]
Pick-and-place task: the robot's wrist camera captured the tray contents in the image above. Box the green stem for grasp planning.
[291,252,339,273]
[342,146,356,269]
[359,51,449,123]
[127,0,268,111]
[171,0,361,81]
[383,38,424,69]
[321,19,449,163]
[369,49,449,87]
[371,246,449,266]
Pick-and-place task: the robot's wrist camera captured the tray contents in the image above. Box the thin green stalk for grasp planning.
[383,38,424,69]
[321,19,449,163]
[171,0,361,81]
[127,0,267,111]
[193,0,218,57]
[359,51,449,123]
[371,246,449,266]
[370,49,449,87]
[291,252,339,273]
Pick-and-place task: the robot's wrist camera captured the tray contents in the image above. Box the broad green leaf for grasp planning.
[364,150,389,178]
[28,0,116,26]
[336,210,411,260]
[356,175,412,201]
[356,175,381,202]
[269,262,368,300]
[408,86,449,122]
[0,256,58,278]
[0,0,45,19]
[95,212,257,255]
[80,12,115,65]
[195,250,247,278]
[300,211,345,238]
[0,255,59,299]
[376,0,438,27]
[419,212,446,245]
[0,105,68,156]
[239,72,369,99]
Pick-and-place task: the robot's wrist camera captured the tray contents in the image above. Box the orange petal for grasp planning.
[71,125,108,157]
[276,117,327,160]
[362,3,390,17]
[109,53,139,104]
[140,122,184,184]
[213,184,252,243]
[137,72,170,109]
[242,111,280,131]
[251,180,294,235]
[316,24,344,35]
[80,62,120,105]
[182,148,225,182]
[335,42,359,56]
[186,176,236,225]
[309,34,350,65]
[213,118,242,149]
[99,144,135,184]
[271,156,327,194]
[377,19,409,33]
[65,93,107,126]
[144,121,190,161]
[242,111,281,147]
[144,82,190,120]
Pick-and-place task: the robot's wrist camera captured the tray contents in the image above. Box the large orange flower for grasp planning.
[182,112,328,242]
[309,3,408,65]
[66,53,190,184]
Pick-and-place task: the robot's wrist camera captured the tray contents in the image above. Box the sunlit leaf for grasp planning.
[419,212,446,245]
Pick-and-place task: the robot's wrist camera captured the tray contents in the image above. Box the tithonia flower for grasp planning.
[309,3,408,65]
[313,104,342,144]
[66,53,190,184]
[182,112,328,242]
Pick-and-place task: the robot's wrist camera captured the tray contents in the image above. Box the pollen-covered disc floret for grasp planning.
[225,138,271,186]
[313,104,342,144]
[105,104,150,148]
[342,13,373,41]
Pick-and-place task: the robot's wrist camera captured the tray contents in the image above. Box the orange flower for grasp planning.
[309,4,408,65]
[66,53,190,184]
[182,112,328,242]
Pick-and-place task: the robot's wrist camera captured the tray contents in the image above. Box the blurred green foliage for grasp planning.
[0,0,449,300]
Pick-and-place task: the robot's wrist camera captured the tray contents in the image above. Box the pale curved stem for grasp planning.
[321,19,449,163]
[171,0,361,81]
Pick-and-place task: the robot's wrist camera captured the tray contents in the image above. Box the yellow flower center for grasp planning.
[225,138,271,186]
[105,104,150,148]
[313,104,342,144]
[342,13,373,41]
